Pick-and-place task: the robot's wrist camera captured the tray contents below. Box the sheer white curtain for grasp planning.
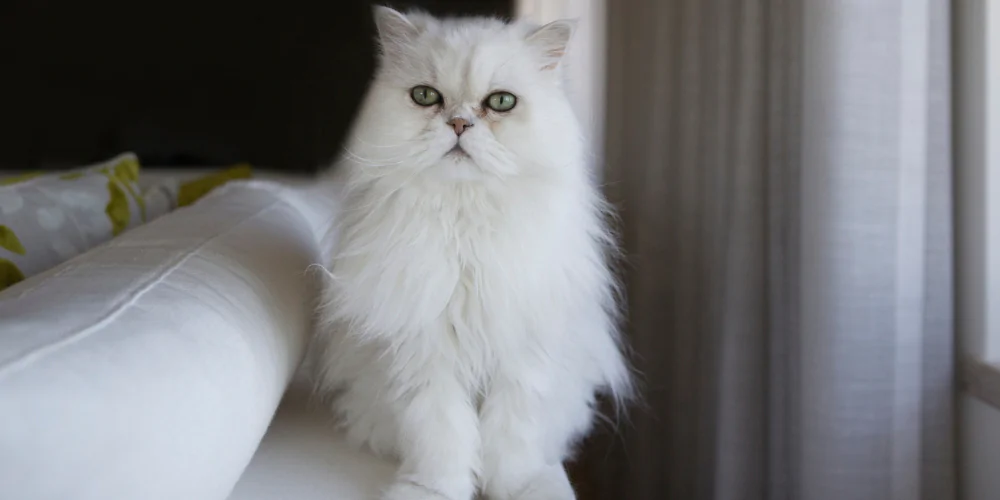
[585,1,956,499]
[516,0,606,172]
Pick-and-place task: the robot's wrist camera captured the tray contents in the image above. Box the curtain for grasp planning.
[591,1,956,499]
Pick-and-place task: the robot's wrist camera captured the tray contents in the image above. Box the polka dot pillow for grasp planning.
[0,153,146,291]
[141,163,254,218]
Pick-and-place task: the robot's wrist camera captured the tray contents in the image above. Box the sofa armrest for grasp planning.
[0,181,323,500]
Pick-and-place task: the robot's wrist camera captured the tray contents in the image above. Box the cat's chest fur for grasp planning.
[332,177,577,366]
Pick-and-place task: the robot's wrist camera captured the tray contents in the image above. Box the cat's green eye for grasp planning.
[410,86,442,106]
[485,91,517,112]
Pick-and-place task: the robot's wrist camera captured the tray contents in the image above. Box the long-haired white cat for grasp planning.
[315,6,631,500]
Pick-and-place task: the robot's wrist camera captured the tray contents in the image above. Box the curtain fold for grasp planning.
[594,1,955,499]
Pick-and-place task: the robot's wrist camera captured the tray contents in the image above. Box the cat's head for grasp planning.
[344,6,584,181]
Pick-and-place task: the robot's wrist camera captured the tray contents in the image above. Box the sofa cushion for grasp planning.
[227,380,395,500]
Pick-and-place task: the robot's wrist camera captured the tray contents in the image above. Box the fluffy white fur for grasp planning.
[315,7,631,500]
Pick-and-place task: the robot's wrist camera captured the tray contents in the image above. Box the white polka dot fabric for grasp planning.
[0,153,146,290]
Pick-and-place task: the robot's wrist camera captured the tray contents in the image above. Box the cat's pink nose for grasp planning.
[447,117,473,136]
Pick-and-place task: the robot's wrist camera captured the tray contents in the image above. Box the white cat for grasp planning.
[315,7,632,500]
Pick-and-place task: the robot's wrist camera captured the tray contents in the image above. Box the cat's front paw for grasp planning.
[511,478,576,500]
[380,480,453,500]
[486,465,576,500]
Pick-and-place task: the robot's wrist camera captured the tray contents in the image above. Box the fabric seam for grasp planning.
[0,200,283,380]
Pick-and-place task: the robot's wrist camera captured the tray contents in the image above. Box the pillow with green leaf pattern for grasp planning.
[0,153,146,291]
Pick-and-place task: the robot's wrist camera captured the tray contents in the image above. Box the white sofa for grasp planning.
[227,380,394,500]
[0,171,394,500]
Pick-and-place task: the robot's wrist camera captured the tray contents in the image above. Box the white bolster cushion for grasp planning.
[0,181,323,500]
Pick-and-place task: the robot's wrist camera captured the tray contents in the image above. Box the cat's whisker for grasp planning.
[339,150,411,167]
[340,144,415,160]
[336,160,432,232]
[354,137,419,149]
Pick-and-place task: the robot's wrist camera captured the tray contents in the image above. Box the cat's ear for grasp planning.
[525,19,577,71]
[372,6,419,54]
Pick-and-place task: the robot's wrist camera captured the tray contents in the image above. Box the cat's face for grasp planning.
[344,7,583,181]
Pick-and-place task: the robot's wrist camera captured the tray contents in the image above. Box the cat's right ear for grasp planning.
[373,6,419,55]
[525,19,577,71]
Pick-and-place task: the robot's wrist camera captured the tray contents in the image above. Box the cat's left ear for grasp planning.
[525,19,577,71]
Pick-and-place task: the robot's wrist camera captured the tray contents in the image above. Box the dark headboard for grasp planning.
[0,0,512,173]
